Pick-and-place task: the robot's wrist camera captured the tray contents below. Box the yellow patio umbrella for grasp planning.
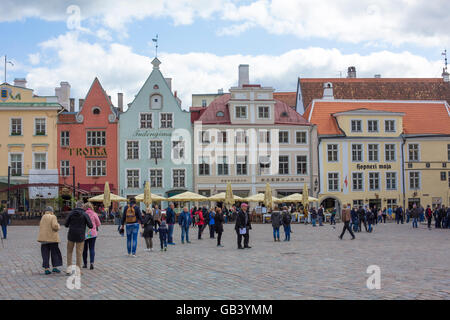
[143,181,152,210]
[88,193,127,202]
[277,193,319,203]
[208,192,242,202]
[224,182,235,207]
[264,183,273,210]
[135,193,166,202]
[166,191,208,202]
[244,193,280,203]
[103,182,111,213]
[302,184,309,210]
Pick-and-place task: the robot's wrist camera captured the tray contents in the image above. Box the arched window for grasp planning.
[92,107,101,115]
[216,111,224,117]
[150,94,162,109]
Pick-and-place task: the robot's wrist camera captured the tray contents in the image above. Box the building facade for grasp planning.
[57,78,119,202]
[119,58,193,203]
[305,98,450,213]
[193,65,318,199]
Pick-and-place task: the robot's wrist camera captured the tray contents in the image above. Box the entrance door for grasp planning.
[408,198,420,209]
[369,199,381,211]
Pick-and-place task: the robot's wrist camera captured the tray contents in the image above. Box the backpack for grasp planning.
[0,213,3,225]
[194,212,200,223]
[126,206,137,223]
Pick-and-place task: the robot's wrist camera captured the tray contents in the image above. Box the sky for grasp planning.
[1,0,449,110]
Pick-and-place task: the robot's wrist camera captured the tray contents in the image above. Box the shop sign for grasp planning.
[356,164,392,170]
[68,147,107,157]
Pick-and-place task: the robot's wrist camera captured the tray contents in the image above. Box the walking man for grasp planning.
[235,203,252,249]
[339,204,355,240]
[178,206,192,244]
[395,205,403,224]
[1,208,10,239]
[166,203,176,245]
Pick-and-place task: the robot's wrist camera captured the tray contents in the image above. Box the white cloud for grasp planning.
[23,32,444,111]
[28,53,41,65]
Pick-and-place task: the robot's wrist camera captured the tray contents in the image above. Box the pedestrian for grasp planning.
[411,203,419,229]
[366,207,373,232]
[166,203,176,245]
[114,206,123,234]
[37,206,63,275]
[195,207,205,239]
[434,206,441,228]
[358,206,367,232]
[271,207,281,242]
[339,204,355,240]
[178,206,192,244]
[215,207,225,247]
[235,203,252,249]
[82,202,101,270]
[142,209,155,251]
[318,206,324,226]
[425,205,433,230]
[158,213,168,251]
[208,208,215,239]
[65,201,93,275]
[310,207,317,227]
[153,205,161,230]
[191,206,197,228]
[330,207,336,225]
[446,206,450,229]
[419,205,425,223]
[281,206,292,241]
[120,199,144,257]
[377,208,383,224]
[382,207,387,223]
[0,208,10,239]
[395,206,403,224]
[351,206,359,232]
[387,206,393,220]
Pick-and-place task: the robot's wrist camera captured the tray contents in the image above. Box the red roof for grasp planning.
[306,100,450,136]
[274,92,297,109]
[189,106,207,123]
[196,93,310,125]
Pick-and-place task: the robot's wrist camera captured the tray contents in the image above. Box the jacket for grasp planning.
[121,205,143,225]
[142,214,155,238]
[65,208,93,242]
[350,209,358,222]
[214,212,225,233]
[85,208,101,239]
[178,211,192,228]
[208,211,215,225]
[166,207,176,224]
[235,209,252,231]
[0,211,10,226]
[271,211,281,228]
[341,208,351,222]
[195,210,205,226]
[281,211,292,226]
[38,213,60,243]
[318,208,324,218]
[411,207,419,219]
[310,209,317,219]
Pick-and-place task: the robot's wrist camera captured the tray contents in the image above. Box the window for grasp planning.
[259,130,270,144]
[216,111,224,117]
[140,113,152,129]
[258,106,270,119]
[160,113,173,128]
[150,94,162,109]
[126,169,139,188]
[236,156,247,175]
[92,107,100,115]
[235,106,247,119]
[387,199,397,209]
[60,160,70,176]
[259,156,271,175]
[409,171,420,189]
[217,131,227,144]
[173,169,185,188]
[279,131,289,144]
[279,156,289,175]
[440,172,447,181]
[126,141,139,160]
[353,200,364,208]
[385,120,395,132]
[351,120,362,132]
[368,120,378,132]
[296,131,307,144]
[296,155,307,175]
[34,153,46,170]
[328,173,339,192]
[10,118,22,135]
[87,131,106,146]
[172,140,185,160]
[35,118,46,135]
[150,169,163,188]
[198,156,210,176]
[217,156,229,176]
[352,144,363,162]
[10,154,22,176]
[385,144,396,162]
[408,144,419,161]
[236,131,247,144]
[352,172,363,191]
[202,99,207,107]
[1,88,7,99]
[386,172,397,190]
[87,160,106,176]
[327,144,338,162]
[60,131,70,147]
[447,144,450,161]
[199,131,210,144]
[369,172,380,191]
[368,144,379,162]
[149,140,162,159]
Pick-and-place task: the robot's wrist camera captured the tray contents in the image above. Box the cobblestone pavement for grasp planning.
[0,221,449,300]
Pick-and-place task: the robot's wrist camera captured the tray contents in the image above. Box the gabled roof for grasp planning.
[273,92,297,109]
[77,77,118,120]
[306,100,450,136]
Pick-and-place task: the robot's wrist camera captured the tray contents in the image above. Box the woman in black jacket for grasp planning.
[142,211,155,251]
[215,207,225,247]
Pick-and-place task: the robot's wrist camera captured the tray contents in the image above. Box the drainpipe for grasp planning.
[401,135,406,209]
[308,125,314,197]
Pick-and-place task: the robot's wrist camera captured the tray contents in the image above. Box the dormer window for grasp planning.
[351,120,362,132]
[280,111,288,117]
[368,120,379,132]
[216,111,224,117]
[150,94,162,109]
[92,107,101,115]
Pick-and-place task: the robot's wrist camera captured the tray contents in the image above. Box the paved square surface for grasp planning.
[0,221,449,300]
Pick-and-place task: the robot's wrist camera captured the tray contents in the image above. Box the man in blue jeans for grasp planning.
[411,204,419,228]
[166,202,176,245]
[1,209,11,239]
[120,199,143,257]
[178,206,192,244]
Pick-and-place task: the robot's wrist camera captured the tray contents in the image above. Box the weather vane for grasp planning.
[4,55,14,83]
[443,49,448,72]
[152,34,159,58]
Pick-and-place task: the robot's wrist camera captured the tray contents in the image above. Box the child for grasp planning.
[142,210,155,252]
[158,213,168,251]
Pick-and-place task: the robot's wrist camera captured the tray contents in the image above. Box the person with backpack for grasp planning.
[195,207,205,239]
[425,205,433,230]
[1,208,10,239]
[382,207,387,223]
[271,207,281,242]
[178,206,192,244]
[37,206,63,275]
[82,202,101,270]
[281,207,292,241]
[120,199,143,257]
[215,207,225,247]
[142,209,155,251]
[158,213,168,251]
[166,203,176,245]
[65,201,93,275]
[208,208,215,239]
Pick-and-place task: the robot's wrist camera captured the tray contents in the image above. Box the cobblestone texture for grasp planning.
[0,221,448,300]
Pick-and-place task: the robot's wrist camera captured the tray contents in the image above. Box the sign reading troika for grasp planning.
[356,164,392,170]
[68,147,107,157]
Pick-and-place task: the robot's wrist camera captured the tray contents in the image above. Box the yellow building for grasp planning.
[0,80,63,211]
[304,99,450,213]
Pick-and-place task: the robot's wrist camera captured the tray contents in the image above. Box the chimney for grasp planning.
[347,66,356,78]
[218,88,224,94]
[14,78,27,88]
[238,64,249,87]
[117,93,123,112]
[322,82,334,100]
[69,98,75,112]
[165,78,172,92]
[374,74,381,78]
[442,68,449,82]
[78,99,84,110]
[55,81,71,110]
[174,90,177,98]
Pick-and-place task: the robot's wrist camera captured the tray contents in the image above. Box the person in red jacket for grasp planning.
[425,205,433,230]
[195,208,205,239]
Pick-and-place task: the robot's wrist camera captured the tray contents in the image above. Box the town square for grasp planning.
[1,0,450,303]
